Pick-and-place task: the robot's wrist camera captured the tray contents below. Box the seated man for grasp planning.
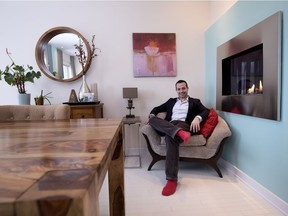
[148,79,209,196]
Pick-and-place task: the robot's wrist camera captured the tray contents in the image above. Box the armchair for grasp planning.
[141,112,232,177]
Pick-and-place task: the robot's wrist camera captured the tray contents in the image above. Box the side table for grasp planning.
[122,116,141,168]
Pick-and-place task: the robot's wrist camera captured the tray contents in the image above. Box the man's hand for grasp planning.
[190,117,201,133]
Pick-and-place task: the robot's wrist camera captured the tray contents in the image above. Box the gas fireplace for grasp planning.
[222,44,263,96]
[216,11,282,121]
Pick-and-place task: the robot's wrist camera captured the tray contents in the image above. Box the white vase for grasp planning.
[18,93,31,105]
[78,75,91,102]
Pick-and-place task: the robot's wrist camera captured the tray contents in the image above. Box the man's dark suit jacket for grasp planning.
[150,97,210,125]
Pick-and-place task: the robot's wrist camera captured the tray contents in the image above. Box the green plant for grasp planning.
[0,49,41,94]
[34,90,52,105]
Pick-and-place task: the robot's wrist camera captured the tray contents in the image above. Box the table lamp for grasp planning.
[123,87,138,118]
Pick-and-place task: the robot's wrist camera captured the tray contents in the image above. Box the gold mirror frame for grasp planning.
[35,26,92,82]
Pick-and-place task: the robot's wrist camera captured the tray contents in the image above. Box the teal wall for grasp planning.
[205,1,288,203]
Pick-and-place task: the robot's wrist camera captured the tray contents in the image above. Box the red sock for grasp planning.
[162,180,177,196]
[176,130,190,144]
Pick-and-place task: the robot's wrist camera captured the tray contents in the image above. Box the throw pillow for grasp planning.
[200,108,218,138]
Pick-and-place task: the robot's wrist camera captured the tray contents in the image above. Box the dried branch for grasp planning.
[74,35,101,75]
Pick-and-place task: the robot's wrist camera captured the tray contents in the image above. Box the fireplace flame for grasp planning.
[259,80,263,92]
[247,80,263,94]
[247,84,255,94]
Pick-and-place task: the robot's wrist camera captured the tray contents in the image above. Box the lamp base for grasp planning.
[126,114,135,118]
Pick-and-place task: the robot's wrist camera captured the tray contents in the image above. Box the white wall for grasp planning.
[0,1,211,119]
[0,1,234,150]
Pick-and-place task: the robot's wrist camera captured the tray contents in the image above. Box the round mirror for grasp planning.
[35,26,92,82]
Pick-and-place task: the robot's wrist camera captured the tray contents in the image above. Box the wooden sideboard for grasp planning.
[66,103,104,119]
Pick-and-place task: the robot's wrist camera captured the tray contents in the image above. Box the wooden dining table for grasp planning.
[0,118,125,216]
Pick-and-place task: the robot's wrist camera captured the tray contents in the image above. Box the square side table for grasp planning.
[122,116,141,168]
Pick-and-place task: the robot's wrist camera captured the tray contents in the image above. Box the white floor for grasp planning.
[99,149,285,216]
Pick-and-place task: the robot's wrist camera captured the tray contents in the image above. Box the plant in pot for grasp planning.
[34,90,52,105]
[0,49,41,105]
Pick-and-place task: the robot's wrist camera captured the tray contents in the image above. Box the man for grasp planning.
[148,80,209,196]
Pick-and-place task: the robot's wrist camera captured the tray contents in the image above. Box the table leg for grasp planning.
[108,132,125,216]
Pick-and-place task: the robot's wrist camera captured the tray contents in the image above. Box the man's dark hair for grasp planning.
[175,80,188,89]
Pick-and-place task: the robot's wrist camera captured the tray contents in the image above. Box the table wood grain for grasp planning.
[0,118,124,216]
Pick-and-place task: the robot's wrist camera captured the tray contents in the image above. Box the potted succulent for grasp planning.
[34,90,52,105]
[0,49,41,104]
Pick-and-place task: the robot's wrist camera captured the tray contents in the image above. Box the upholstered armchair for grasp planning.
[0,105,70,121]
[141,110,232,177]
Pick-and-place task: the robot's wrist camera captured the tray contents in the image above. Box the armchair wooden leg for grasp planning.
[148,158,160,171]
[209,163,223,178]
[142,133,166,171]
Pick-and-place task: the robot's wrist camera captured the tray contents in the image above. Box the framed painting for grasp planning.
[133,33,177,77]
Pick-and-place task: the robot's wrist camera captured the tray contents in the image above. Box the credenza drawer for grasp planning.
[68,103,104,119]
[71,108,94,118]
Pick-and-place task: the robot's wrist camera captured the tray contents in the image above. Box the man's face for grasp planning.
[176,82,188,100]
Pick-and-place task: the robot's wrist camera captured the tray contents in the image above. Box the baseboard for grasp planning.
[219,158,288,216]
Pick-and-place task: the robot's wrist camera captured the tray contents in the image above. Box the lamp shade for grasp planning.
[123,88,138,99]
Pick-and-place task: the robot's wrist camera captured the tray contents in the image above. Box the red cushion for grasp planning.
[200,108,218,138]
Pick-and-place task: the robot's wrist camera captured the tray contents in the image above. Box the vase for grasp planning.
[34,97,44,105]
[78,75,91,102]
[18,93,31,105]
